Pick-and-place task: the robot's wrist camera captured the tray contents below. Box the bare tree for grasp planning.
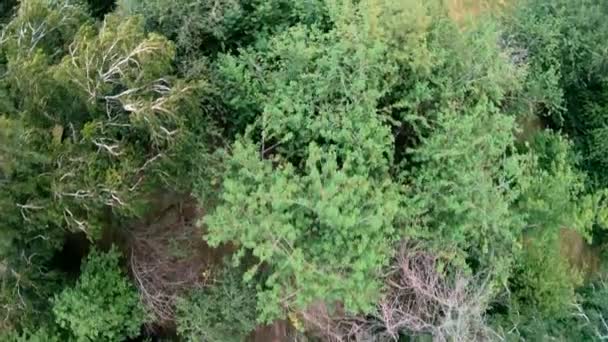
[303,241,500,342]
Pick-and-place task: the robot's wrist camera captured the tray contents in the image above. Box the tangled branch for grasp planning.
[303,242,499,342]
[129,197,223,329]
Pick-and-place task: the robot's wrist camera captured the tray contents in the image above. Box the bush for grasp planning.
[204,141,400,322]
[4,0,608,340]
[509,241,582,320]
[175,266,257,342]
[500,275,608,341]
[401,103,530,278]
[304,242,497,341]
[0,5,213,329]
[1,3,211,240]
[52,247,147,341]
[2,326,65,342]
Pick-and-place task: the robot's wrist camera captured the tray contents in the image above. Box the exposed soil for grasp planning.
[516,114,545,144]
[560,228,601,279]
[128,191,233,332]
[248,320,294,342]
[448,0,507,23]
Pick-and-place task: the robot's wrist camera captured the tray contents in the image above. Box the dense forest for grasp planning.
[2,0,608,340]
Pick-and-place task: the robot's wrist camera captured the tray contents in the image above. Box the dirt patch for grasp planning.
[129,193,233,330]
[448,0,507,23]
[560,229,601,279]
[248,320,294,342]
[515,114,545,143]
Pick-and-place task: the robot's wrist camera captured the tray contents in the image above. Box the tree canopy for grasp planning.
[2,0,608,341]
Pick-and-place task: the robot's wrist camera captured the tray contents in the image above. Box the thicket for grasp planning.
[175,266,257,342]
[2,0,608,341]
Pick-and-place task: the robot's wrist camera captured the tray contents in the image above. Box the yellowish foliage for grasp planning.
[447,0,507,23]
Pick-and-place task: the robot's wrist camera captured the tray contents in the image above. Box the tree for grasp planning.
[202,1,400,322]
[117,0,328,66]
[0,0,213,332]
[0,116,67,331]
[204,142,400,322]
[399,102,532,279]
[4,0,608,339]
[303,241,498,342]
[1,1,208,239]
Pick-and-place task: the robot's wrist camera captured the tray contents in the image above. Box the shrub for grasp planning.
[175,266,257,342]
[400,102,531,278]
[509,241,582,320]
[500,273,608,341]
[1,0,216,333]
[52,247,147,341]
[2,326,65,342]
[1,3,211,240]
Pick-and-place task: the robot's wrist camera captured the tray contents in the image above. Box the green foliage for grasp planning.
[500,276,608,341]
[202,0,604,327]
[1,0,90,62]
[501,0,565,118]
[2,325,67,342]
[1,1,210,240]
[519,132,601,240]
[372,0,524,150]
[0,116,67,329]
[204,141,400,322]
[0,4,212,330]
[175,266,257,342]
[0,0,219,335]
[202,3,405,321]
[493,132,602,339]
[572,277,608,340]
[118,0,327,62]
[510,241,582,320]
[506,0,608,188]
[217,21,394,164]
[3,0,608,339]
[400,103,530,277]
[52,247,146,341]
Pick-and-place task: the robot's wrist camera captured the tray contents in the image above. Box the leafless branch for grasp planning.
[136,154,163,174]
[93,139,123,156]
[59,190,93,199]
[303,241,498,342]
[63,208,88,233]
[16,203,44,222]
